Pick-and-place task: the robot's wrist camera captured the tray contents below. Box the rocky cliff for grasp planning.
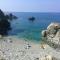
[42,22,60,47]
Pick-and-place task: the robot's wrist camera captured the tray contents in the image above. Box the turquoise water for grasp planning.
[8,12,60,42]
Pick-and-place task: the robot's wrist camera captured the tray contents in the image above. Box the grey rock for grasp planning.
[42,22,60,45]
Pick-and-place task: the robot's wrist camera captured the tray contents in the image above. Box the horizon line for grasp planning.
[4,11,60,13]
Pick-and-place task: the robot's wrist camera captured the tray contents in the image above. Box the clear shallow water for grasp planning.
[8,12,60,42]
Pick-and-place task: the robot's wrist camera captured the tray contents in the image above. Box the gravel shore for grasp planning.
[0,36,60,60]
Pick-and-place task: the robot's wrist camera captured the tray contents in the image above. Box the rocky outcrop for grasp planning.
[7,13,18,20]
[28,17,35,22]
[42,22,60,45]
[0,9,17,35]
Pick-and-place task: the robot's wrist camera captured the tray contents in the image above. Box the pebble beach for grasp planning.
[0,35,60,60]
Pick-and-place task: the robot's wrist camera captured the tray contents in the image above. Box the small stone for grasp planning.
[10,40,13,43]
[34,58,39,60]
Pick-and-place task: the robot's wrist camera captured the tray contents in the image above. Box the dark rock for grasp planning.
[0,9,18,35]
[8,13,18,20]
[28,17,35,22]
[34,58,39,60]
[0,19,11,35]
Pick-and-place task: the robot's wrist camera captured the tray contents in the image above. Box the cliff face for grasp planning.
[0,9,17,35]
[42,22,60,45]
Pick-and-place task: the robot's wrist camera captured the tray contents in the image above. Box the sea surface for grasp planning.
[8,12,60,42]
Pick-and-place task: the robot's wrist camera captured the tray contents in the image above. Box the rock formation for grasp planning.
[0,9,17,35]
[42,22,60,45]
[28,17,35,22]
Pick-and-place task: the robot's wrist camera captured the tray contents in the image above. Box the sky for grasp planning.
[0,0,60,12]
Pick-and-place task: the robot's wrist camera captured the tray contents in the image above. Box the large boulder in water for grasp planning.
[28,17,35,22]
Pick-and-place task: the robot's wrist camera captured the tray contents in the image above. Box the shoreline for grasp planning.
[0,36,60,60]
[6,35,41,44]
